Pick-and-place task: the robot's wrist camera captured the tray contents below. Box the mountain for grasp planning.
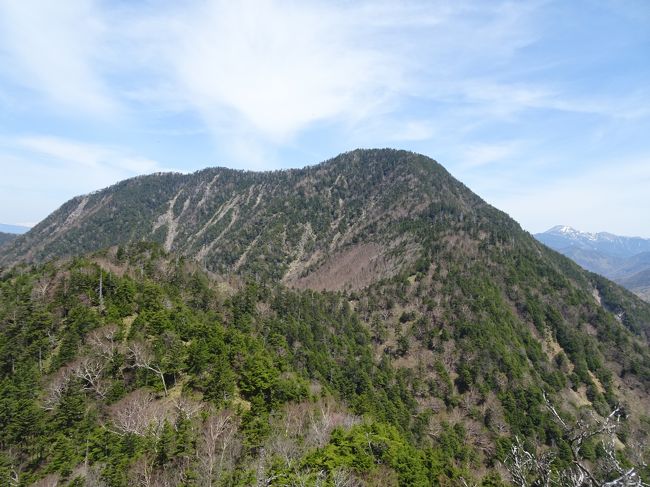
[0,223,30,234]
[0,232,17,247]
[535,226,650,301]
[2,149,650,486]
[619,268,650,302]
[536,225,650,258]
[612,251,650,278]
[1,150,487,288]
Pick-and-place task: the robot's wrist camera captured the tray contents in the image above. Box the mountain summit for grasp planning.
[2,149,650,484]
[1,149,490,289]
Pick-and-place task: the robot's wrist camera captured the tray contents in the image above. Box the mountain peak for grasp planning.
[548,224,581,235]
[0,149,487,286]
[3,150,650,484]
[536,226,650,299]
[538,225,650,255]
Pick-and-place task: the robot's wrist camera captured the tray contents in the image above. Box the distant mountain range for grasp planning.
[535,225,650,301]
[0,223,30,234]
[0,224,30,248]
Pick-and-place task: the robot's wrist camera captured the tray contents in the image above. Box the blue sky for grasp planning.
[0,0,649,236]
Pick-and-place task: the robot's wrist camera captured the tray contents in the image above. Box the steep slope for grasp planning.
[0,232,16,247]
[1,150,484,288]
[3,148,650,343]
[2,149,650,485]
[2,244,650,486]
[0,247,435,486]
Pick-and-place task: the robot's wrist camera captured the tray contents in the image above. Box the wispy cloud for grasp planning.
[1,0,630,141]
[0,0,117,116]
[14,136,162,174]
[460,142,523,168]
[0,1,648,234]
[0,135,178,225]
[1,1,550,142]
[142,1,410,147]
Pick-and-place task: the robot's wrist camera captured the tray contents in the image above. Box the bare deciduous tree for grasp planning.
[108,390,166,438]
[331,468,363,487]
[87,325,120,359]
[506,436,557,487]
[33,276,53,301]
[72,356,108,399]
[504,394,649,487]
[43,366,73,410]
[196,410,240,487]
[130,455,190,487]
[263,402,312,469]
[173,396,203,422]
[307,400,360,448]
[128,341,167,396]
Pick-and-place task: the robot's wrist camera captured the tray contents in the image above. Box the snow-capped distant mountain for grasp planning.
[536,225,650,258]
[534,226,650,302]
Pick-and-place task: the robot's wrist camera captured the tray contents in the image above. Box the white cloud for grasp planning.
[111,0,556,150]
[0,0,117,116]
[159,1,401,142]
[14,136,161,174]
[0,135,177,225]
[390,121,437,142]
[1,0,644,143]
[1,0,616,143]
[460,142,522,168]
[0,0,648,237]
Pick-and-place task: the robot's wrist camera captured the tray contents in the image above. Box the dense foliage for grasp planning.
[0,242,648,486]
[0,245,482,485]
[0,150,484,282]
[1,150,650,485]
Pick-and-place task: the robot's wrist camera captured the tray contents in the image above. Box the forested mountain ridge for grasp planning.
[0,149,488,288]
[1,149,650,485]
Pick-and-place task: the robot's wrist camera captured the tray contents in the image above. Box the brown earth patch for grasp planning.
[287,243,404,291]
